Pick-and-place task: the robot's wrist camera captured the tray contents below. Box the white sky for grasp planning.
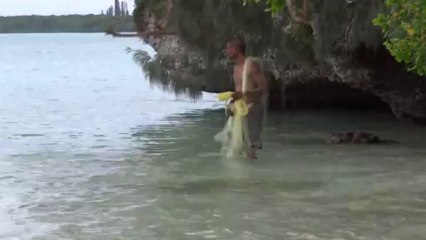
[0,0,134,16]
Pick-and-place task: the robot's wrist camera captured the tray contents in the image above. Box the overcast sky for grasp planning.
[0,0,134,16]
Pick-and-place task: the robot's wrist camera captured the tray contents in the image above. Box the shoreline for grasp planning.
[0,15,135,34]
[0,32,135,34]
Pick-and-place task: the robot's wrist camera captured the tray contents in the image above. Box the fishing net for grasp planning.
[214,57,265,159]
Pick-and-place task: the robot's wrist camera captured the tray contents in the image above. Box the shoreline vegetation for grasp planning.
[131,0,426,124]
[0,15,135,33]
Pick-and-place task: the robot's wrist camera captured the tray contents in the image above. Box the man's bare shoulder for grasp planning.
[246,57,262,74]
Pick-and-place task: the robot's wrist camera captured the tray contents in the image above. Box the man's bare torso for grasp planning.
[233,60,260,103]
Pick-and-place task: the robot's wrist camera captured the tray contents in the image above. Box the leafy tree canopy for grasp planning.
[373,0,426,76]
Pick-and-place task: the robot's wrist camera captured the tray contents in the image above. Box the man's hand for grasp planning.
[232,91,244,101]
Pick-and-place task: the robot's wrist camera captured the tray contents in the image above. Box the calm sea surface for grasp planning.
[1,33,426,240]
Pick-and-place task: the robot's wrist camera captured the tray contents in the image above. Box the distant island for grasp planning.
[0,15,135,33]
[0,0,135,34]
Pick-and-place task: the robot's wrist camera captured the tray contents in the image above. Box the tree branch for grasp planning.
[286,0,312,26]
[157,0,173,29]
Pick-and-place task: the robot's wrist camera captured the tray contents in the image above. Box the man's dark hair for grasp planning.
[229,35,246,55]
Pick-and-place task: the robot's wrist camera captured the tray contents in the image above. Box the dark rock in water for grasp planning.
[326,132,398,144]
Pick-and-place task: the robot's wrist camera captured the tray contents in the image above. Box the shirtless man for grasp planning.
[225,35,269,159]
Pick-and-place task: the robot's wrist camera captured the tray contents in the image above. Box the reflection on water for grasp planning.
[1,34,426,240]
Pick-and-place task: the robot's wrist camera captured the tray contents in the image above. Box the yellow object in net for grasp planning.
[217,91,233,101]
[217,92,249,117]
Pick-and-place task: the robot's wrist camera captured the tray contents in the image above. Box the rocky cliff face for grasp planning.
[132,0,426,123]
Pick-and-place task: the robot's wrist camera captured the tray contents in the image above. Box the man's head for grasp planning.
[226,35,246,60]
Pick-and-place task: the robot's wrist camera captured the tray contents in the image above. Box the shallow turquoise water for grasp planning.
[1,33,426,240]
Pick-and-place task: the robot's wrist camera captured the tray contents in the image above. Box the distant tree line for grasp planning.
[0,15,135,33]
[102,0,130,16]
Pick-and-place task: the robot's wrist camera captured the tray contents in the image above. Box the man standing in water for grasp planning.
[225,35,269,159]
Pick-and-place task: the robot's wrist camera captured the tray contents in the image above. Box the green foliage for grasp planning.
[0,15,135,33]
[280,24,315,63]
[134,0,422,98]
[243,0,286,15]
[126,47,202,98]
[136,0,281,62]
[373,0,426,76]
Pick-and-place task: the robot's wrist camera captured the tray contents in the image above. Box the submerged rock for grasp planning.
[326,132,398,144]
